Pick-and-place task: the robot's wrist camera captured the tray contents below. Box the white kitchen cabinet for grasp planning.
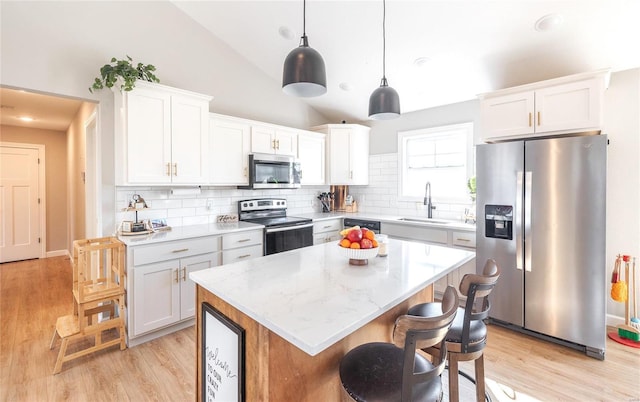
[114,81,212,185]
[209,114,251,185]
[127,235,221,344]
[251,124,298,156]
[222,229,263,263]
[297,131,326,185]
[479,70,608,142]
[313,218,342,245]
[312,124,370,185]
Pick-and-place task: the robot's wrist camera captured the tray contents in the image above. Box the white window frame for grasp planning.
[397,122,474,203]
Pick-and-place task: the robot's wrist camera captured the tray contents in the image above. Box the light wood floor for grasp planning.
[1,256,639,401]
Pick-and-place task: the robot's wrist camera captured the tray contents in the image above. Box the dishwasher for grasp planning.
[343,218,381,234]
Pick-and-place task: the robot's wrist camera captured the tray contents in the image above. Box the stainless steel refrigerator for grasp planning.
[476,134,607,359]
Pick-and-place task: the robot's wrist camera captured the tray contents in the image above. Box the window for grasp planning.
[398,122,474,202]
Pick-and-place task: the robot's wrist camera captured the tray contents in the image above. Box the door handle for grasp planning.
[528,112,532,127]
[173,163,178,176]
[537,111,541,126]
[174,269,179,283]
[182,267,186,282]
[524,171,532,272]
[172,248,189,253]
[166,163,171,176]
[515,171,524,271]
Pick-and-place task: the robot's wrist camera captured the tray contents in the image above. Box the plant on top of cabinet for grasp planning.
[89,55,159,93]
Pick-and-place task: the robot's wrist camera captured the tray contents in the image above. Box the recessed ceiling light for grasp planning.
[278,26,295,40]
[413,57,431,67]
[535,14,563,32]
[339,82,354,92]
[18,116,34,122]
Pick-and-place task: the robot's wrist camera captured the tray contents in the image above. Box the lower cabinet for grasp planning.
[313,218,343,245]
[126,229,264,346]
[132,252,220,337]
[381,222,476,300]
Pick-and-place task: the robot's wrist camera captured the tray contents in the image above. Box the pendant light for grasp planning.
[282,0,327,97]
[368,0,400,120]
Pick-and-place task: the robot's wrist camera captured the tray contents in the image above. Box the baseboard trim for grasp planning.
[46,249,71,258]
[606,313,625,327]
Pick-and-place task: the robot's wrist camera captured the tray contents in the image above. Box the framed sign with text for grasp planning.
[201,302,245,402]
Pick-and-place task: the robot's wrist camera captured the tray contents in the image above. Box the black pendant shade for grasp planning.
[369,0,400,120]
[368,77,400,120]
[282,35,327,97]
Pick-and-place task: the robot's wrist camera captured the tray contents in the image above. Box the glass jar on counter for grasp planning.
[376,234,388,257]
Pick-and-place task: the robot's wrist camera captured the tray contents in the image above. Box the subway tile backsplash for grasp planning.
[115,153,472,231]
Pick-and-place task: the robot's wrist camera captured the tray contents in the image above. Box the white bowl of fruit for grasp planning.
[338,226,379,265]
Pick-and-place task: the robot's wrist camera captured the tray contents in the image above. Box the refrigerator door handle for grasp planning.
[515,171,524,271]
[524,171,533,272]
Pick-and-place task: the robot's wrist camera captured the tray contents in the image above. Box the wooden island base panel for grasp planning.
[196,285,433,402]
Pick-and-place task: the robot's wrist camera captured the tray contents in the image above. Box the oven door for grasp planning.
[264,223,314,255]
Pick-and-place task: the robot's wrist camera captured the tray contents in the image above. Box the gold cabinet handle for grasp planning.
[537,111,541,126]
[182,267,186,282]
[272,139,276,150]
[237,238,251,243]
[173,163,178,176]
[276,139,280,150]
[166,163,171,176]
[243,167,248,177]
[172,248,189,253]
[456,238,471,242]
[528,112,532,127]
[174,269,179,284]
[237,254,251,259]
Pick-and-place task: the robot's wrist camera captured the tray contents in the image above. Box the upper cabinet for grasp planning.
[479,69,609,143]
[251,124,298,156]
[114,81,212,185]
[312,124,370,185]
[297,131,326,185]
[209,114,251,186]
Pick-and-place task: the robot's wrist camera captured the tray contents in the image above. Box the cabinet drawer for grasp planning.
[223,244,263,263]
[313,233,341,245]
[451,231,476,248]
[133,236,220,266]
[222,230,263,250]
[381,222,448,245]
[313,219,342,234]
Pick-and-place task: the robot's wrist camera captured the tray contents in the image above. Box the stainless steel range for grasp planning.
[238,199,313,255]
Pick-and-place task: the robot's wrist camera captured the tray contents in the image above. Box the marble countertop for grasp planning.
[297,211,476,232]
[190,238,475,356]
[117,221,264,246]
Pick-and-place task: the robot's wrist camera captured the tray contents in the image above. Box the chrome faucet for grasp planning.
[424,182,435,218]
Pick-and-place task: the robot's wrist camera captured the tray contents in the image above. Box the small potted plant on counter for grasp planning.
[89,55,159,93]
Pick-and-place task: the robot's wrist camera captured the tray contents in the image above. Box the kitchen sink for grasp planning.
[397,217,452,225]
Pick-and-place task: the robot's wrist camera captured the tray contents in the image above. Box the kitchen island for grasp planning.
[190,238,475,401]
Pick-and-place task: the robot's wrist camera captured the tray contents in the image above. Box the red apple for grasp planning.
[360,238,373,249]
[346,228,363,243]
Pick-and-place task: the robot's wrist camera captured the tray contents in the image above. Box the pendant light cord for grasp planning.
[382,0,386,80]
[303,0,307,36]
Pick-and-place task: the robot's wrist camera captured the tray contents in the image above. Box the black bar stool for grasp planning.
[408,259,500,402]
[339,286,459,402]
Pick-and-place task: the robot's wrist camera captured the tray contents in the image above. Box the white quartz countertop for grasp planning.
[297,211,476,232]
[117,222,264,246]
[190,238,475,356]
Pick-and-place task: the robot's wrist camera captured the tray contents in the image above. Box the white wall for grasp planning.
[603,68,640,322]
[0,1,330,236]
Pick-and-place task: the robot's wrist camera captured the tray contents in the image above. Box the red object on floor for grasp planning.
[608,331,640,348]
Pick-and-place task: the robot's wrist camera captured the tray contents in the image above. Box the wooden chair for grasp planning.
[339,286,459,402]
[407,259,500,402]
[50,237,127,374]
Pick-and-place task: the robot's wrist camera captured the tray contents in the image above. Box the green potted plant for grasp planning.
[89,55,159,93]
[467,176,477,201]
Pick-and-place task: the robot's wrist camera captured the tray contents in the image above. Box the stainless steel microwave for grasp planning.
[239,153,301,189]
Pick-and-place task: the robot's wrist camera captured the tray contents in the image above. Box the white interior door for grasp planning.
[0,145,42,263]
